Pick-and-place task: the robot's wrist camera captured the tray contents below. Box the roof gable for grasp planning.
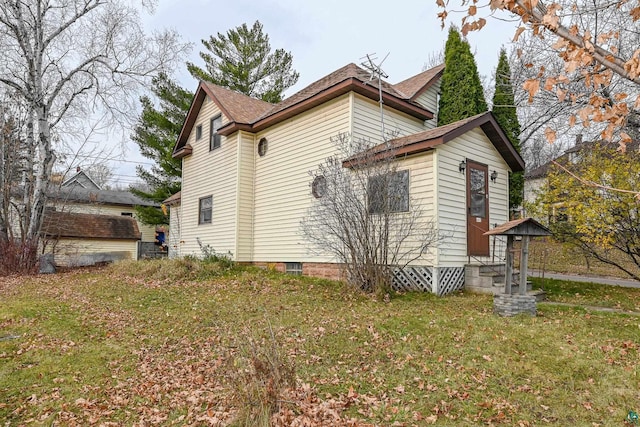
[173,63,437,158]
[61,170,101,190]
[393,64,444,101]
[173,82,273,158]
[345,112,525,172]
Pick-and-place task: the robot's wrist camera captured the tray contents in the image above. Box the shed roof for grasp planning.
[42,211,141,240]
[484,217,551,236]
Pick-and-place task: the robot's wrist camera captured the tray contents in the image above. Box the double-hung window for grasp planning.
[368,170,409,214]
[210,115,222,151]
[198,196,212,225]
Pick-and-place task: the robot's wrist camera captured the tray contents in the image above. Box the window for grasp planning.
[368,170,409,214]
[258,137,268,157]
[210,115,222,151]
[198,196,212,224]
[121,212,133,217]
[195,125,202,140]
[285,262,303,275]
[469,168,486,218]
[311,175,326,198]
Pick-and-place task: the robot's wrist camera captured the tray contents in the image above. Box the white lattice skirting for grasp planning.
[392,266,434,292]
[392,266,465,295]
[437,267,465,296]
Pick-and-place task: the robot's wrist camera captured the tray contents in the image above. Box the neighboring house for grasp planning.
[43,186,160,265]
[42,211,141,266]
[61,169,101,190]
[168,62,524,294]
[523,139,590,211]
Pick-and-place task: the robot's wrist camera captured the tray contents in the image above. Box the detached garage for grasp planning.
[41,211,141,267]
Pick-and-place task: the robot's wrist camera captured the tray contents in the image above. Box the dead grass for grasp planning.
[1,261,639,426]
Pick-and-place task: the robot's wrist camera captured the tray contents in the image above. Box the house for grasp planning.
[523,138,592,212]
[60,168,101,190]
[168,62,524,294]
[43,186,160,265]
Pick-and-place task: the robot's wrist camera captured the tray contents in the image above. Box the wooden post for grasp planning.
[520,235,530,295]
[504,235,513,295]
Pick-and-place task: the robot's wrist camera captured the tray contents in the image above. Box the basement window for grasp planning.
[285,262,303,275]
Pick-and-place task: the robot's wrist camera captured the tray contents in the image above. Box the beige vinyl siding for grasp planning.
[180,97,238,257]
[168,202,181,258]
[395,152,437,265]
[524,177,544,212]
[351,94,427,142]
[252,95,351,262]
[436,128,511,266]
[236,131,255,261]
[414,79,441,129]
[48,239,137,266]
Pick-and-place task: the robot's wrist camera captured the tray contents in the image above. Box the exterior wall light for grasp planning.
[459,160,466,173]
[491,170,498,182]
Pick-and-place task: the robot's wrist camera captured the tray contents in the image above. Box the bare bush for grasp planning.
[301,133,442,295]
[225,321,295,426]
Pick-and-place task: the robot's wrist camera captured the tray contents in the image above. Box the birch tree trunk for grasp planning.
[0,0,188,272]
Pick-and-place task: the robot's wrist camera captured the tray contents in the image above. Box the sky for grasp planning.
[109,0,520,187]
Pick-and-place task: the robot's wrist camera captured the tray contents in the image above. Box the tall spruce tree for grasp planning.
[492,48,524,213]
[187,20,299,103]
[438,27,487,126]
[130,73,192,225]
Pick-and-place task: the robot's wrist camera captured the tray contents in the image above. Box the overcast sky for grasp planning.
[110,0,519,187]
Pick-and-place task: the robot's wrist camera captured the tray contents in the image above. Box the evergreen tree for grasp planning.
[437,27,487,126]
[187,20,299,103]
[130,73,192,225]
[132,22,299,225]
[492,48,524,213]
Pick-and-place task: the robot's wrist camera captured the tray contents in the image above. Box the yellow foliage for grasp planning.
[533,144,640,252]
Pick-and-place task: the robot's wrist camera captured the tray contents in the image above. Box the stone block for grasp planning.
[493,294,537,317]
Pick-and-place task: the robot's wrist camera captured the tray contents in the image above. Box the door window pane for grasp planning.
[469,168,486,218]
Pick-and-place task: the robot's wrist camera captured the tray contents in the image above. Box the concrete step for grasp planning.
[478,263,507,275]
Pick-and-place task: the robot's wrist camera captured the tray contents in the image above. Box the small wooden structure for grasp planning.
[485,218,552,316]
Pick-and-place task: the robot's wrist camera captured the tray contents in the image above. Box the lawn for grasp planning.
[519,238,640,280]
[1,259,639,426]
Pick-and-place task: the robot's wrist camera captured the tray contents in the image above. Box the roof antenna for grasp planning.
[360,52,390,142]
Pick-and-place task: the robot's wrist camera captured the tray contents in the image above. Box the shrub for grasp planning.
[0,238,38,276]
[225,321,295,426]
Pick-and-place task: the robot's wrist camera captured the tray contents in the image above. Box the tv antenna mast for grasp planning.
[360,52,390,142]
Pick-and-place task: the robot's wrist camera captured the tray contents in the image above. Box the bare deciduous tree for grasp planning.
[0,0,188,271]
[438,0,640,149]
[301,133,442,294]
